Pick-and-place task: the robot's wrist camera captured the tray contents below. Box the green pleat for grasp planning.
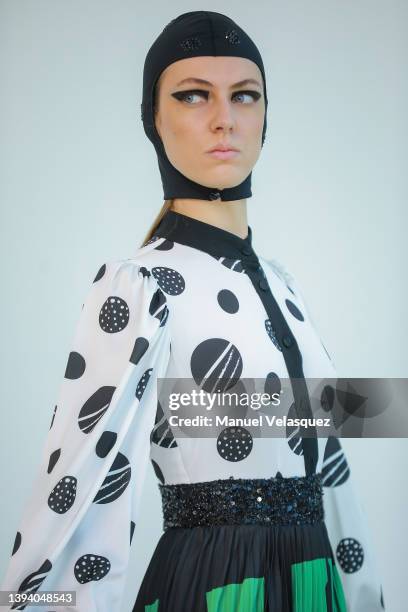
[291,557,347,612]
[206,576,265,611]
[331,561,347,612]
[144,598,159,612]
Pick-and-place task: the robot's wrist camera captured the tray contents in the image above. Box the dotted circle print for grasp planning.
[74,554,111,583]
[99,296,129,333]
[48,476,77,513]
[336,537,364,573]
[151,266,185,296]
[217,426,253,462]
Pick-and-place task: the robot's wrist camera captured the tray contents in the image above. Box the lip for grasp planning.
[207,148,240,160]
[207,144,240,152]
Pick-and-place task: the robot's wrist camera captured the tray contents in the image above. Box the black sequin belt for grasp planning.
[158,473,324,530]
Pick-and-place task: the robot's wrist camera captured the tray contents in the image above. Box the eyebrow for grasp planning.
[175,77,262,89]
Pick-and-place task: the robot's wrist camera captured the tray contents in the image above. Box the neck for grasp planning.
[170,197,249,240]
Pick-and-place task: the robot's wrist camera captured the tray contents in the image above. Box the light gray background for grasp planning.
[1,1,406,611]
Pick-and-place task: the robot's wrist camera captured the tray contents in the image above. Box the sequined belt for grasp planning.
[158,473,324,530]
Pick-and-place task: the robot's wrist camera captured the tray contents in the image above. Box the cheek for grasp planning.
[163,120,206,176]
[244,110,264,137]
[164,111,200,148]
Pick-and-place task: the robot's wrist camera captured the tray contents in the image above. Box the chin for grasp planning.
[192,168,248,190]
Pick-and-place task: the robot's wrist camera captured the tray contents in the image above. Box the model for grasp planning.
[1,10,385,612]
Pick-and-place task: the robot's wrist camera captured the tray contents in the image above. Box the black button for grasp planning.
[241,246,252,255]
[209,191,221,200]
[258,279,269,290]
[282,334,293,348]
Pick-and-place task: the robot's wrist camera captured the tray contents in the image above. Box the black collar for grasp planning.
[151,209,257,261]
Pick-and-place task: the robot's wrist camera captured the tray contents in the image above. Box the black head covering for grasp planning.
[141,11,268,202]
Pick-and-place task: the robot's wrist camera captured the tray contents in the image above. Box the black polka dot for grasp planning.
[78,386,116,434]
[130,337,149,365]
[264,372,281,397]
[99,296,129,333]
[152,266,185,295]
[12,531,22,555]
[191,338,243,392]
[151,402,178,448]
[48,476,77,513]
[217,426,253,462]
[93,453,131,504]
[136,368,153,400]
[65,351,86,379]
[93,264,106,283]
[151,458,165,483]
[74,553,110,583]
[95,431,117,458]
[217,289,239,314]
[149,288,169,325]
[336,538,364,573]
[285,299,304,321]
[47,449,61,474]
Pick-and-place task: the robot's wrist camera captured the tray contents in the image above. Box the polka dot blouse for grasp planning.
[1,209,385,611]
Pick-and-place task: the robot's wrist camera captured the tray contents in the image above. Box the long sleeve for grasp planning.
[1,259,172,611]
[268,257,385,611]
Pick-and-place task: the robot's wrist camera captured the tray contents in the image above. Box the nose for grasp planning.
[209,97,235,133]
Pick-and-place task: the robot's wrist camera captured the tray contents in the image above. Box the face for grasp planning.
[154,56,265,190]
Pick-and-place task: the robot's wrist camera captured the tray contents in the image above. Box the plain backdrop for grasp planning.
[0,1,406,611]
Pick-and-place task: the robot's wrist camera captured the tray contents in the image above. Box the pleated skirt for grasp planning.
[132,520,347,611]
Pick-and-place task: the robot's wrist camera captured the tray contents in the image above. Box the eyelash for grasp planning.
[171,89,262,104]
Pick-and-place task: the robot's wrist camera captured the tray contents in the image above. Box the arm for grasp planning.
[1,259,171,611]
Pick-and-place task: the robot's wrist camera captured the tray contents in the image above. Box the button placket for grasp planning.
[241,256,318,474]
[150,208,319,476]
[241,251,262,275]
[282,334,294,348]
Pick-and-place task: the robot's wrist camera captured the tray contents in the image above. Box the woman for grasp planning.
[1,11,385,612]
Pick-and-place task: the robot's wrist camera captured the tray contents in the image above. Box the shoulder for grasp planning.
[259,256,312,320]
[259,256,298,292]
[92,241,165,287]
[86,247,170,313]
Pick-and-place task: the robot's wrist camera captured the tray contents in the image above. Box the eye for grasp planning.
[171,89,208,104]
[232,90,262,103]
[171,89,262,105]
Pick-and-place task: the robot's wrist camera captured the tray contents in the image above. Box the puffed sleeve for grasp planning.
[268,257,386,611]
[1,259,172,611]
